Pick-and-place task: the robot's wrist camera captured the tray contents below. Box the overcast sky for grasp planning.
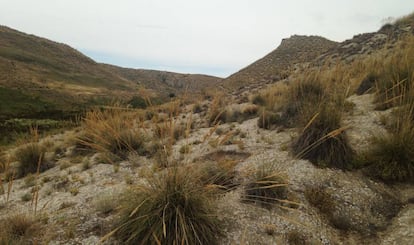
[0,1,413,77]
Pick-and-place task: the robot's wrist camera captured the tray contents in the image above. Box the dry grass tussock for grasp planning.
[242,162,293,209]
[292,103,355,169]
[359,96,414,182]
[364,36,414,109]
[11,127,54,178]
[103,166,222,245]
[257,69,351,129]
[0,213,43,244]
[77,105,148,163]
[354,36,414,182]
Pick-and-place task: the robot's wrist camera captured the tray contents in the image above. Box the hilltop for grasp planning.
[222,35,337,92]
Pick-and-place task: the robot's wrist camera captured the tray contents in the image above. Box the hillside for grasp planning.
[1,12,414,245]
[0,25,221,119]
[102,64,221,96]
[222,35,337,92]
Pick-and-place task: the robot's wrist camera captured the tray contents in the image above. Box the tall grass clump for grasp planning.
[109,167,221,245]
[242,162,289,208]
[77,106,146,163]
[257,74,326,129]
[14,142,50,177]
[360,98,414,182]
[0,213,42,244]
[292,103,354,169]
[373,36,414,109]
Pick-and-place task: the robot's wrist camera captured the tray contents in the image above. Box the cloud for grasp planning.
[0,0,413,77]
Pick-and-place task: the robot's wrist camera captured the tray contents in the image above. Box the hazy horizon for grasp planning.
[1,0,413,77]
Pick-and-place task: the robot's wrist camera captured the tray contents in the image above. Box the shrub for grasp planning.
[252,94,266,106]
[360,110,414,182]
[257,110,281,129]
[199,160,238,191]
[242,163,288,208]
[373,36,414,109]
[112,167,221,245]
[0,213,42,244]
[77,107,147,163]
[291,104,354,169]
[14,143,51,177]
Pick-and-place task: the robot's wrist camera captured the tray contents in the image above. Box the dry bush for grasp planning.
[359,102,414,182]
[242,162,289,208]
[0,213,43,244]
[108,167,222,245]
[77,106,147,163]
[291,103,354,169]
[356,37,414,181]
[371,36,414,109]
[199,160,239,191]
[14,143,51,177]
[257,73,328,129]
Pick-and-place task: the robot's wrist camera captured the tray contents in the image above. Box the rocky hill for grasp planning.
[222,35,337,92]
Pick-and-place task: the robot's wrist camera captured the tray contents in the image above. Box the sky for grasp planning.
[0,1,413,78]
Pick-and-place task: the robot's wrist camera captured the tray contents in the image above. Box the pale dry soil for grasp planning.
[0,94,413,244]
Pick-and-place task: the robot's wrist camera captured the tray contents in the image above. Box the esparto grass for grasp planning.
[109,167,222,245]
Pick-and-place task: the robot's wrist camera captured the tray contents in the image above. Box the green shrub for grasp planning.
[291,104,354,169]
[113,167,221,245]
[14,143,51,177]
[242,163,288,208]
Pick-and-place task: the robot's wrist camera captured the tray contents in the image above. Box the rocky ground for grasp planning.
[0,93,413,245]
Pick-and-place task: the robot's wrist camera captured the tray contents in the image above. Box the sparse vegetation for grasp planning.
[243,162,288,208]
[199,160,238,191]
[14,142,51,177]
[291,103,355,169]
[95,192,118,215]
[111,167,221,245]
[77,106,147,163]
[0,213,43,244]
[358,103,414,182]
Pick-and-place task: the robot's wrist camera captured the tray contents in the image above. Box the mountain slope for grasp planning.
[0,25,221,119]
[222,35,337,91]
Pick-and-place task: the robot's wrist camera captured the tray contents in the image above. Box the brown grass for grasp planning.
[77,105,148,163]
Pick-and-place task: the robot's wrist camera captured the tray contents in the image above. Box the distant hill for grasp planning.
[222,35,337,92]
[0,26,221,119]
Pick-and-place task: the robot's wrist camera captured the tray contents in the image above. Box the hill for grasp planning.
[1,11,414,245]
[222,35,337,92]
[0,25,221,119]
